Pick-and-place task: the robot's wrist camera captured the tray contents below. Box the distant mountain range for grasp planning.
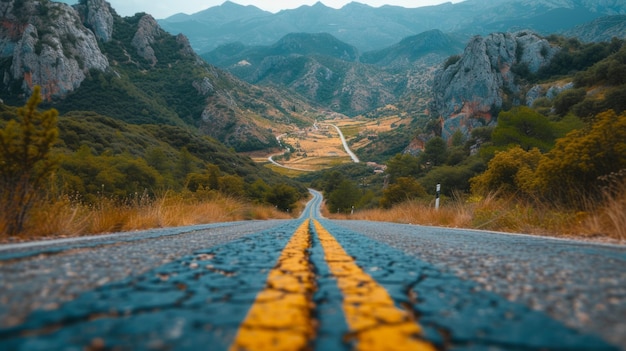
[564,15,626,42]
[3,0,625,157]
[202,30,464,116]
[159,0,626,54]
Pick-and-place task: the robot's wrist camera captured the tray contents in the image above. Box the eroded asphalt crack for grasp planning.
[0,219,620,350]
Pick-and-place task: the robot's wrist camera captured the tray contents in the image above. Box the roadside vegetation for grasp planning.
[2,35,624,242]
[313,37,626,241]
[0,88,304,240]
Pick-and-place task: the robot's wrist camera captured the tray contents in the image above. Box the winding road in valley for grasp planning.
[1,190,625,350]
[268,123,359,172]
[325,123,360,163]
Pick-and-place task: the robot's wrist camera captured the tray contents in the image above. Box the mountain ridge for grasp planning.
[0,0,315,151]
[202,31,464,116]
[158,0,626,54]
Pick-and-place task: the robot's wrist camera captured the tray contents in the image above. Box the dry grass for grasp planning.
[253,115,408,173]
[1,193,293,242]
[264,164,311,177]
[326,200,472,228]
[325,190,626,242]
[579,178,626,241]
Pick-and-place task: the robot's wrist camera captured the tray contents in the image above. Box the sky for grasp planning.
[57,0,464,19]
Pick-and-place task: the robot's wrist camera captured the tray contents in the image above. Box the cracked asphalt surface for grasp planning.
[0,190,624,350]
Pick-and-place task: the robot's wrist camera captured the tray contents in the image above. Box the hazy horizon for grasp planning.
[54,0,465,19]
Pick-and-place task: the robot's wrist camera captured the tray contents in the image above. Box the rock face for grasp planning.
[131,15,162,66]
[431,31,558,141]
[0,0,109,100]
[75,0,115,43]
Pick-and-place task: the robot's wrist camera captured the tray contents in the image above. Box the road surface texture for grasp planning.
[0,190,624,350]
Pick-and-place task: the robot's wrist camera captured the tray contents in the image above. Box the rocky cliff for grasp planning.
[0,0,110,100]
[75,0,114,43]
[431,31,558,141]
[131,15,163,66]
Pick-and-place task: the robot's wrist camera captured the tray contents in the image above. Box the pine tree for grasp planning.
[0,86,59,235]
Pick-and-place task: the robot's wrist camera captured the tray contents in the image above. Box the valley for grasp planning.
[1,0,625,242]
[254,115,406,174]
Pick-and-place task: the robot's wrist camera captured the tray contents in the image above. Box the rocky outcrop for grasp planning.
[431,31,558,141]
[131,15,162,66]
[176,34,202,62]
[526,82,575,107]
[0,0,109,100]
[193,77,214,96]
[75,0,115,43]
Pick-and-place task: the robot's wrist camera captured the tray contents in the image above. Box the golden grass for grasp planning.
[1,193,293,242]
[264,163,310,177]
[579,180,626,241]
[325,200,472,229]
[325,190,626,242]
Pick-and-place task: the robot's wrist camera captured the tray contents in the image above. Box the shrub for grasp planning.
[470,146,543,198]
[535,110,626,206]
[380,177,427,209]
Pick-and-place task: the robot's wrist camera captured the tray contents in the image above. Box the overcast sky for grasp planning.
[57,0,463,19]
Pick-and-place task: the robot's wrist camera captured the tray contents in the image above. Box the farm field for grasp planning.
[253,115,407,173]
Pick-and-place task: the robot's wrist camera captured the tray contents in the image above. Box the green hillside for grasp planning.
[0,104,307,205]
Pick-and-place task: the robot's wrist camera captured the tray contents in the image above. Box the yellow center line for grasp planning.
[313,220,436,351]
[229,219,316,351]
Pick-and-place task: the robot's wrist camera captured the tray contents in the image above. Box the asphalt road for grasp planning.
[0,190,624,350]
[325,124,360,163]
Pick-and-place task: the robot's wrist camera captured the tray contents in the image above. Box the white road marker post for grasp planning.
[435,183,441,210]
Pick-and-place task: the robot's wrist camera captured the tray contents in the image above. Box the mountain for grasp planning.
[0,0,315,151]
[204,33,359,68]
[431,31,559,140]
[361,30,466,69]
[563,15,626,42]
[158,0,626,54]
[430,30,626,141]
[0,0,110,100]
[202,31,463,116]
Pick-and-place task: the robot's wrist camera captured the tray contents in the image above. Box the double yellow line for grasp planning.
[229,219,435,351]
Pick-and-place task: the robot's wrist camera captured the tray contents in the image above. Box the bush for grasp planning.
[553,88,587,117]
[470,146,543,198]
[380,177,427,208]
[535,110,626,206]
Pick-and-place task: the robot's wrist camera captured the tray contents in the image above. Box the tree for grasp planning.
[421,137,448,166]
[321,170,345,194]
[207,164,220,191]
[380,177,427,208]
[492,107,555,152]
[0,86,59,235]
[385,153,421,181]
[176,147,196,180]
[326,180,360,213]
[247,179,270,204]
[218,174,246,198]
[266,184,300,212]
